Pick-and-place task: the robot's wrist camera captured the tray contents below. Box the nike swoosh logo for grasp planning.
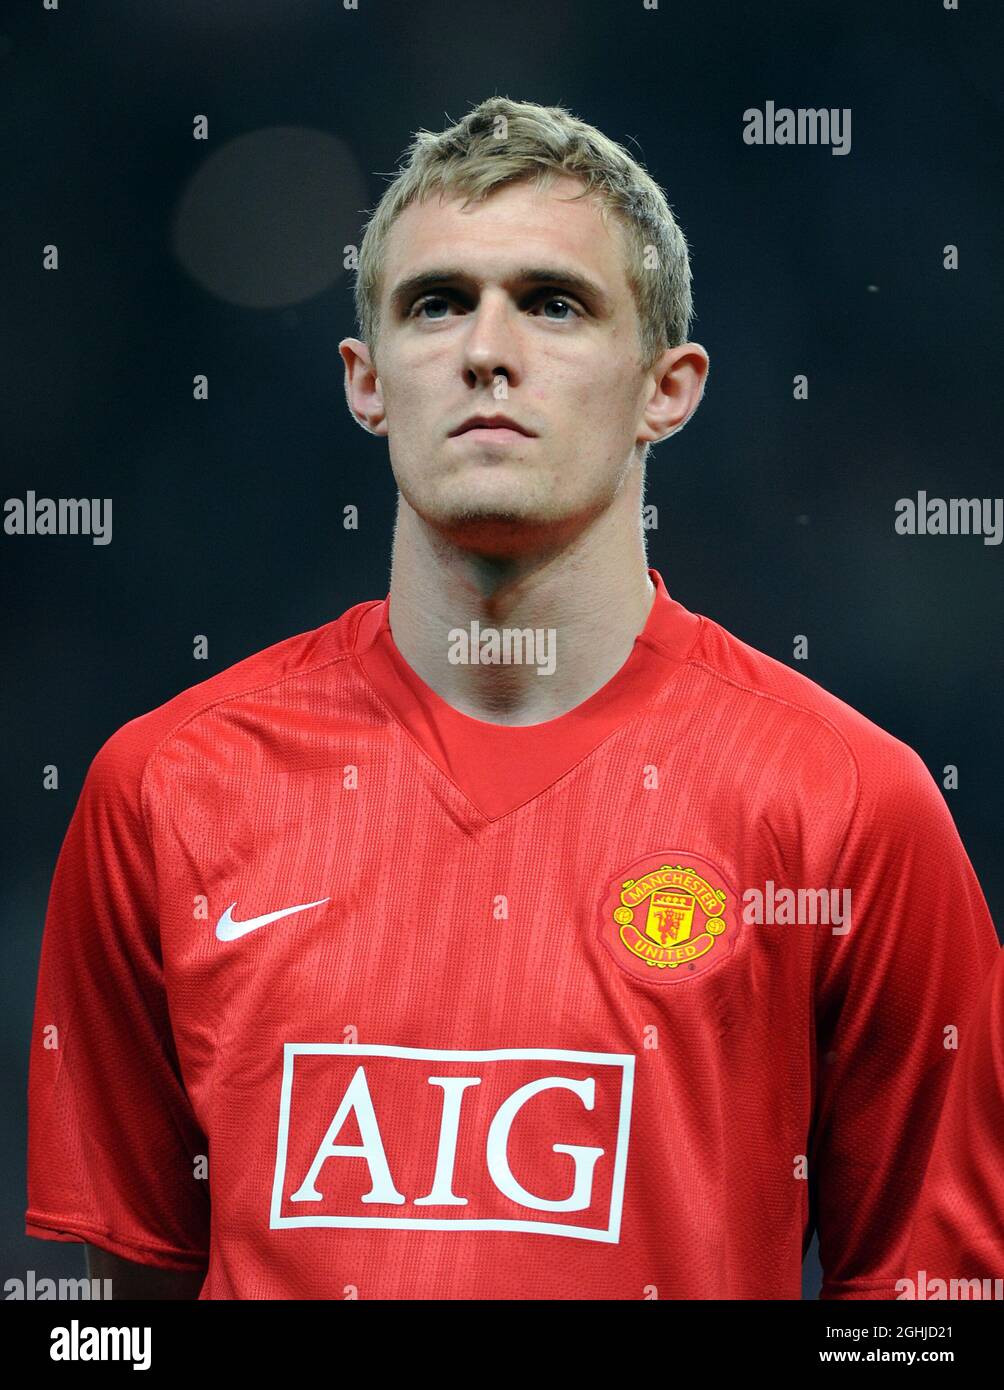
[215,897,331,941]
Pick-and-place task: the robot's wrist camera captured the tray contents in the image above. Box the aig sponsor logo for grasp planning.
[271,1045,635,1242]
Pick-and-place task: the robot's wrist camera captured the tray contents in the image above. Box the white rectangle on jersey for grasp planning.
[270,1044,635,1242]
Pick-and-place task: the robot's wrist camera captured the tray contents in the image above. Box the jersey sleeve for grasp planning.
[901,946,1004,1288]
[25,721,210,1271]
[809,740,999,1299]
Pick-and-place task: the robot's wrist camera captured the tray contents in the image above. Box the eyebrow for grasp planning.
[388,266,612,318]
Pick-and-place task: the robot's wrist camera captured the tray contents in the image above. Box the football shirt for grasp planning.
[25,568,1000,1298]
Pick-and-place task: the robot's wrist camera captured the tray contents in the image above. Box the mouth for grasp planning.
[453,427,529,445]
[449,415,535,439]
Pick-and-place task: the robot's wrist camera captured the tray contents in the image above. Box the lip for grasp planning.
[449,414,535,438]
[453,427,529,445]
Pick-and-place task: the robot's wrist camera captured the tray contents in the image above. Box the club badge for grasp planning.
[599,851,737,983]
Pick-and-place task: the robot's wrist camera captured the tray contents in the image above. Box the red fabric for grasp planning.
[25,569,999,1298]
[901,946,1004,1294]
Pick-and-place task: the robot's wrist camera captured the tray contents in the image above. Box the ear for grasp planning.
[339,338,388,436]
[636,342,710,446]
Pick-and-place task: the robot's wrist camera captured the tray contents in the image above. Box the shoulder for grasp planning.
[83,598,377,805]
[687,612,936,801]
[678,613,951,871]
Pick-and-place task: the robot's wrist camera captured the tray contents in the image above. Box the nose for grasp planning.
[461,289,522,389]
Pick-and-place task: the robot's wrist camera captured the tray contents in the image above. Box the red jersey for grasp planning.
[25,568,999,1299]
[901,945,1004,1296]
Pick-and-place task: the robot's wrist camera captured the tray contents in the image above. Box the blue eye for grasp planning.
[409,291,581,321]
[540,296,577,320]
[412,296,450,319]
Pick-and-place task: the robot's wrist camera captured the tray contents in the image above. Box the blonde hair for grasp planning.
[354,96,694,372]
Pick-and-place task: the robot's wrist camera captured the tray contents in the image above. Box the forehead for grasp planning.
[380,175,631,305]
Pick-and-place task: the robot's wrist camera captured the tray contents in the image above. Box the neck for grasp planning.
[386,499,656,727]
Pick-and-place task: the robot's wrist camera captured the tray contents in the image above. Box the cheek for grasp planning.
[575,375,636,429]
[383,380,427,428]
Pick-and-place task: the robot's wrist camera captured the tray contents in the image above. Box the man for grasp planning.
[26,96,999,1299]
[899,947,1004,1299]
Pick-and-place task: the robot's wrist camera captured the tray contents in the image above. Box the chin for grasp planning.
[432,503,562,554]
[421,477,541,522]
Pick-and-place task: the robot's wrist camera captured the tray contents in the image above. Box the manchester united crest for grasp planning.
[598,851,737,983]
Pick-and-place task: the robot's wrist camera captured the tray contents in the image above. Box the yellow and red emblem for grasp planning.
[598,851,737,983]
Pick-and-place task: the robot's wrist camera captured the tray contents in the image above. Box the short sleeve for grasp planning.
[25,723,210,1270]
[809,742,999,1300]
[901,946,1004,1287]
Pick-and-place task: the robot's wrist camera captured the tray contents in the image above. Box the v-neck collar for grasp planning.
[352,567,702,822]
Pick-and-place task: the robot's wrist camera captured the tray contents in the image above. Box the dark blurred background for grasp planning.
[2,0,1001,1300]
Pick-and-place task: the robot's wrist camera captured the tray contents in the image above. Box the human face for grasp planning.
[342,176,698,556]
